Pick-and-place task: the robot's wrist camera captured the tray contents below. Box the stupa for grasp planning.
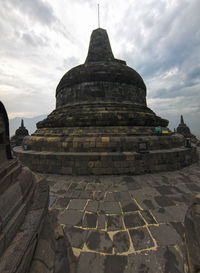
[177,115,195,138]
[14,28,198,174]
[11,119,29,146]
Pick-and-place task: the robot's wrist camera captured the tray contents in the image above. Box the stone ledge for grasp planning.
[0,177,49,273]
[14,146,198,175]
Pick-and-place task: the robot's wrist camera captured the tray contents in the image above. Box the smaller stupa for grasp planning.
[11,119,29,146]
[177,115,195,138]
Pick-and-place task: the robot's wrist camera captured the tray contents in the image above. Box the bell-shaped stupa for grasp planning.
[177,115,194,138]
[38,28,168,129]
[14,28,198,174]
[11,119,29,146]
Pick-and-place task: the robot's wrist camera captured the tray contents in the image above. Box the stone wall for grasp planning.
[14,146,198,175]
[56,82,146,109]
[185,194,200,273]
[23,132,185,153]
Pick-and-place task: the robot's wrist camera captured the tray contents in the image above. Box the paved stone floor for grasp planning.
[44,154,200,273]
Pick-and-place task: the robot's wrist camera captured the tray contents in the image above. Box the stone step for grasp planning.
[0,169,34,231]
[0,158,19,181]
[14,146,198,175]
[0,173,36,257]
[0,162,22,195]
[0,178,49,273]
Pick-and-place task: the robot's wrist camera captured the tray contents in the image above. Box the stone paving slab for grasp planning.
[45,159,200,272]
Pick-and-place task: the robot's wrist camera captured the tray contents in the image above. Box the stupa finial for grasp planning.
[85,28,114,63]
[21,119,24,128]
[181,115,184,125]
[98,4,100,28]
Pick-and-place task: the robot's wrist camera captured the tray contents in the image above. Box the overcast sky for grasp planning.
[0,0,200,136]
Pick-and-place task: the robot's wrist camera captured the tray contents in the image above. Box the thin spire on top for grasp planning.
[181,115,184,125]
[21,119,24,128]
[98,3,100,28]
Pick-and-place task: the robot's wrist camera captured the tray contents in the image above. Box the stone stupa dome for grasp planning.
[56,28,146,96]
[177,115,193,138]
[15,119,29,136]
[37,28,168,128]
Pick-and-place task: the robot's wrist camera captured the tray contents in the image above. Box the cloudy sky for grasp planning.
[0,0,200,136]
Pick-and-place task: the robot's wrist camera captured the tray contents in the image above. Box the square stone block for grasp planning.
[106,215,123,231]
[124,212,145,228]
[86,230,113,253]
[68,199,87,210]
[82,212,97,228]
[129,227,155,251]
[59,210,83,226]
[86,200,99,213]
[98,201,121,214]
[120,200,140,213]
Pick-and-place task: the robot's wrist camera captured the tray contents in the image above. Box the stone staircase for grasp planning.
[0,158,49,273]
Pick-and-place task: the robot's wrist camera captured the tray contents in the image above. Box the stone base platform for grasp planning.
[45,155,200,273]
[14,146,198,175]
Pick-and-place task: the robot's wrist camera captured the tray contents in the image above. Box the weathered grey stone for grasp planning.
[103,255,128,273]
[106,215,124,231]
[31,239,54,269]
[170,222,185,241]
[29,260,51,273]
[98,201,121,214]
[68,199,87,210]
[79,191,93,199]
[154,195,176,207]
[124,212,145,228]
[104,192,115,201]
[120,199,140,213]
[113,231,130,253]
[126,246,184,273]
[85,200,99,213]
[59,210,83,226]
[56,197,70,208]
[82,212,97,228]
[86,230,113,253]
[151,207,175,223]
[97,214,106,230]
[113,191,131,201]
[64,226,88,248]
[142,199,156,210]
[129,227,154,251]
[140,210,157,224]
[149,224,182,246]
[49,195,56,207]
[185,195,200,273]
[77,252,104,273]
[93,191,105,201]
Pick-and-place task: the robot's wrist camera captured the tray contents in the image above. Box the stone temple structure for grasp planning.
[177,115,195,138]
[11,119,29,147]
[0,101,75,273]
[14,28,198,174]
